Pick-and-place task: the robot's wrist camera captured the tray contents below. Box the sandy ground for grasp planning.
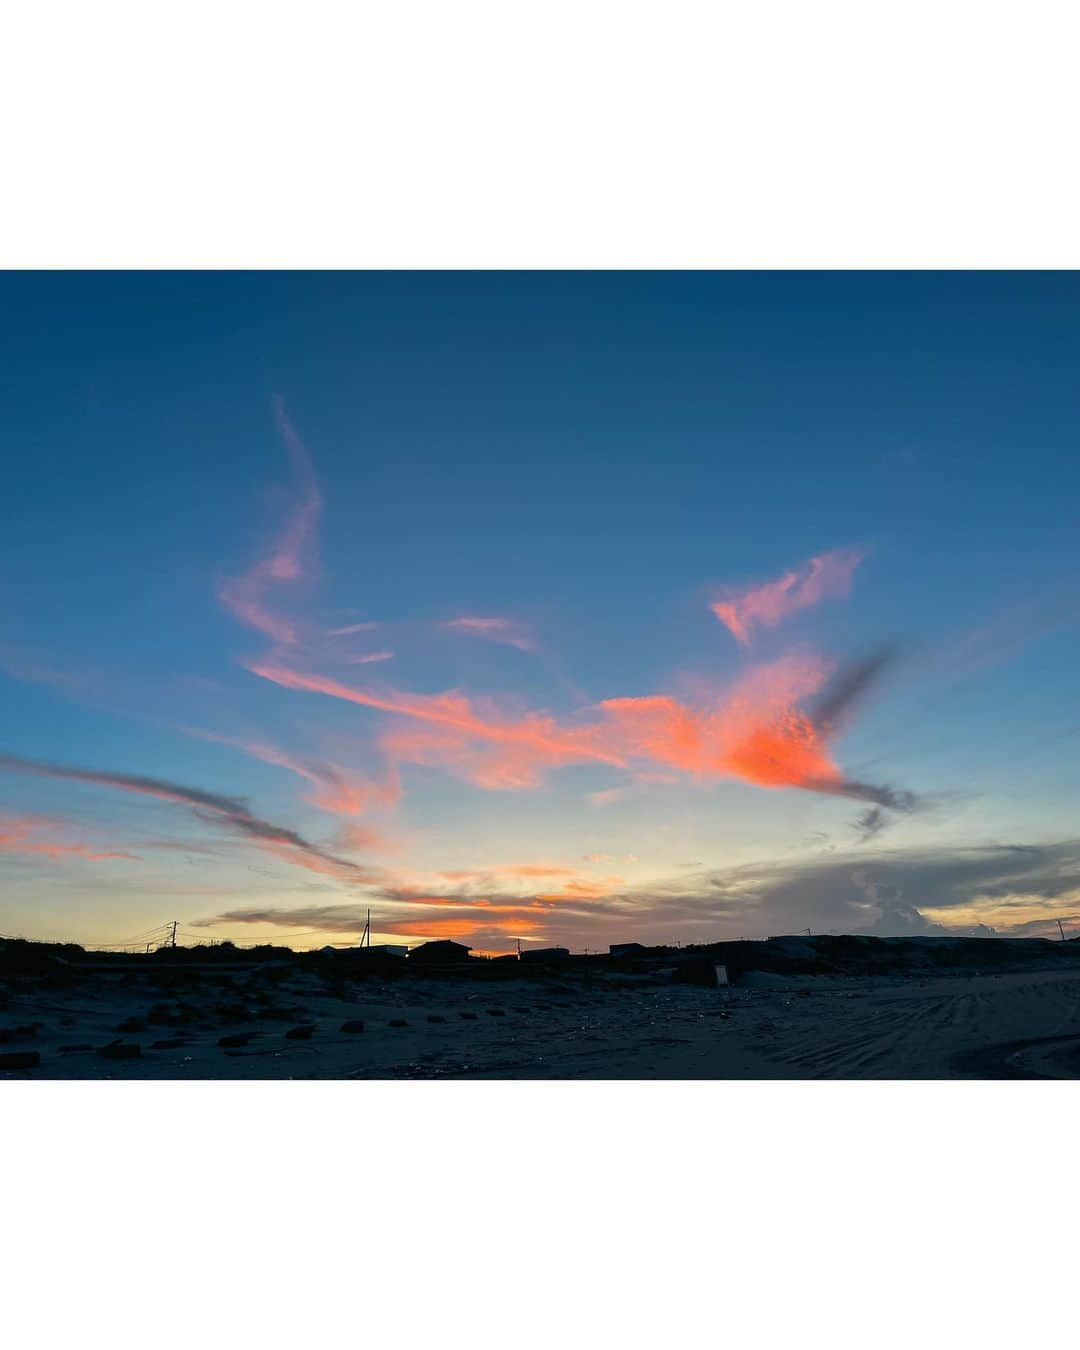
[5,960,1080,1078]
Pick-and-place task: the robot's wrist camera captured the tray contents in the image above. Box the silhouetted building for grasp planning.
[408,939,471,964]
[609,942,646,957]
[519,946,570,962]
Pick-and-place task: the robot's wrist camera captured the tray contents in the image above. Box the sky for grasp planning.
[2,271,1080,953]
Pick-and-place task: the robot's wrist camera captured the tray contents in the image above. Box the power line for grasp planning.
[80,923,173,948]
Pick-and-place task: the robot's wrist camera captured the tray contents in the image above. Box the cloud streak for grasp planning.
[190,835,1080,950]
[0,752,380,885]
[327,622,380,637]
[344,650,395,665]
[711,548,864,645]
[188,729,400,819]
[249,650,914,810]
[442,615,536,652]
[247,661,628,788]
[214,430,911,832]
[218,399,321,645]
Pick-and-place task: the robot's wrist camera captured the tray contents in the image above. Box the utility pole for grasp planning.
[170,920,178,948]
[1058,919,1067,943]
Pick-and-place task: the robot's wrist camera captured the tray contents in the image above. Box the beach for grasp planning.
[5,945,1080,1079]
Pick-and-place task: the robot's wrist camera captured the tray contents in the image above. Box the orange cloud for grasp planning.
[368,862,626,916]
[248,663,627,788]
[387,915,543,939]
[211,434,910,867]
[248,645,907,810]
[432,863,579,881]
[387,918,477,938]
[711,548,864,645]
[192,896,578,953]
[596,652,837,789]
[536,876,623,900]
[246,652,857,799]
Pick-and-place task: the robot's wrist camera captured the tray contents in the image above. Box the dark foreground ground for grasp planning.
[4,934,1080,1078]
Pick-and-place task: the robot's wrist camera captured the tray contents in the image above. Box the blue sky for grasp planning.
[3,271,1080,950]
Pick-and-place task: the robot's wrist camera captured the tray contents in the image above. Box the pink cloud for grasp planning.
[0,812,138,862]
[247,663,627,789]
[246,651,902,805]
[334,822,390,852]
[344,650,395,665]
[193,863,631,951]
[442,615,536,652]
[218,399,322,645]
[190,729,400,818]
[326,622,380,637]
[711,548,864,645]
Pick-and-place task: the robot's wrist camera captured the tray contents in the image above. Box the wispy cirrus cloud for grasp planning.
[190,904,378,933]
[0,657,95,698]
[192,874,616,946]
[215,427,911,835]
[423,863,626,902]
[333,822,390,852]
[187,728,400,819]
[247,661,627,787]
[711,548,864,645]
[435,864,576,883]
[441,615,536,652]
[326,621,380,637]
[218,399,321,646]
[247,650,915,811]
[0,752,381,885]
[193,904,547,944]
[343,650,395,664]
